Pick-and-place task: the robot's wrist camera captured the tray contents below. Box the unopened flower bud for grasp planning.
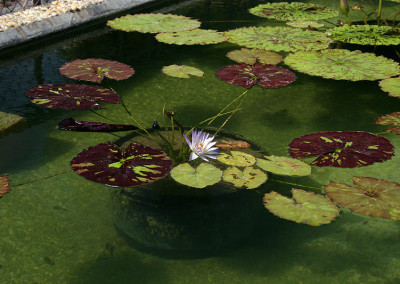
[339,0,349,16]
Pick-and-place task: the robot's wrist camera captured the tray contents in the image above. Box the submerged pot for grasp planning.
[111,129,267,253]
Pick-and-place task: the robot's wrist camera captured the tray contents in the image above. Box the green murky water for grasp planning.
[0,0,400,283]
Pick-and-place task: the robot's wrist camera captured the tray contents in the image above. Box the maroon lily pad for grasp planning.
[58,118,138,132]
[60,58,135,83]
[375,112,400,134]
[289,131,394,167]
[25,84,119,110]
[0,175,10,197]
[216,63,296,89]
[70,142,172,187]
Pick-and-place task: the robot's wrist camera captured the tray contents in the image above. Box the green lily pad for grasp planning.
[162,65,204,78]
[327,25,400,45]
[324,177,400,220]
[379,77,400,98]
[0,112,23,133]
[226,48,283,65]
[0,175,10,197]
[217,151,256,167]
[223,166,267,189]
[375,112,400,134]
[286,20,324,28]
[284,49,400,81]
[249,2,338,21]
[256,155,311,176]
[156,29,227,45]
[170,163,222,188]
[107,13,201,33]
[224,26,332,52]
[263,189,339,226]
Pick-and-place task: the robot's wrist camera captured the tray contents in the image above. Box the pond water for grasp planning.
[1,0,400,283]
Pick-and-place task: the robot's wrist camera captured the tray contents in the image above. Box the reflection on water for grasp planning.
[0,0,399,283]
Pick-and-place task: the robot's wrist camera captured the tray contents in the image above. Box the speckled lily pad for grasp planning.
[324,177,400,220]
[58,118,138,132]
[327,25,400,45]
[263,189,339,226]
[224,26,332,52]
[375,112,400,134]
[162,65,204,78]
[226,48,283,65]
[249,2,338,21]
[286,20,324,28]
[284,49,400,81]
[217,151,256,167]
[223,166,267,189]
[107,13,201,33]
[256,155,311,176]
[0,112,23,133]
[156,29,227,45]
[170,163,221,188]
[379,77,400,98]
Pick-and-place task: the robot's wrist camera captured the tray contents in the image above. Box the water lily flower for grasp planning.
[184,129,219,162]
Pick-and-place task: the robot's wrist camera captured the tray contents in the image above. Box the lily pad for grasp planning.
[70,142,172,187]
[0,175,10,197]
[327,25,400,46]
[0,112,23,133]
[249,2,338,21]
[375,112,400,134]
[217,151,256,167]
[58,118,138,132]
[223,166,267,189]
[107,13,201,33]
[263,189,339,226]
[289,131,394,168]
[25,84,119,110]
[224,26,332,52]
[284,49,400,81]
[162,65,204,78]
[216,63,296,89]
[286,20,324,28]
[59,59,135,83]
[256,155,311,176]
[226,48,283,65]
[324,177,400,220]
[379,77,400,98]
[170,163,221,188]
[156,29,227,45]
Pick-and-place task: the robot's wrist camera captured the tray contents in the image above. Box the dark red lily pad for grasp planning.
[60,59,135,83]
[26,84,119,110]
[289,131,394,167]
[216,63,296,89]
[375,112,400,134]
[58,118,138,132]
[70,142,172,187]
[0,175,10,197]
[324,177,400,220]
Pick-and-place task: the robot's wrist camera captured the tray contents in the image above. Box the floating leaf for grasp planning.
[379,77,400,98]
[0,112,23,133]
[170,163,221,188]
[324,177,400,220]
[156,29,227,45]
[284,49,400,81]
[70,142,172,187]
[59,59,134,83]
[26,84,119,110]
[215,139,251,150]
[263,189,339,226]
[0,175,10,197]
[58,118,138,132]
[162,65,204,78]
[223,166,267,189]
[216,63,296,89]
[249,2,338,21]
[327,25,400,45]
[256,155,311,176]
[224,26,332,52]
[289,131,394,168]
[226,48,283,65]
[217,151,256,167]
[375,112,400,134]
[107,13,201,33]
[286,20,324,28]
